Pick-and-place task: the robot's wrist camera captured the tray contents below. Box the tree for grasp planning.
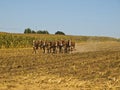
[55,31,65,35]
[36,30,49,34]
[36,30,43,34]
[24,28,49,34]
[31,30,36,34]
[24,28,32,34]
[42,30,49,34]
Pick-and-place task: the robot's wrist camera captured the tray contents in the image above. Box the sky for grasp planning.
[0,0,120,38]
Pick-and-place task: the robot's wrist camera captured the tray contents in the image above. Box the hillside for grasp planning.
[0,32,120,89]
[0,32,118,48]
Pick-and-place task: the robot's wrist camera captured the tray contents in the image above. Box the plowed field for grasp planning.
[0,41,120,90]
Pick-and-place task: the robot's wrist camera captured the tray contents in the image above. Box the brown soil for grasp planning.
[0,41,120,90]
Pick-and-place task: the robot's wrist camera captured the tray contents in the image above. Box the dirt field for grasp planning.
[0,41,120,90]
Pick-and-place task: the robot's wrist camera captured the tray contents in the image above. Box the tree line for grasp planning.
[24,28,65,35]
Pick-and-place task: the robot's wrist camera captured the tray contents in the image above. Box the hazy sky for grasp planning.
[0,0,120,38]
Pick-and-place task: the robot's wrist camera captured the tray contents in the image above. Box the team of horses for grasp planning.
[33,39,75,54]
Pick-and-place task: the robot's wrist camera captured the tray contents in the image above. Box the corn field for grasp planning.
[0,33,118,49]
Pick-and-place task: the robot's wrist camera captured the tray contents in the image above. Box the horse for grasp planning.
[57,40,66,53]
[66,40,75,53]
[52,41,58,53]
[33,40,39,54]
[32,39,75,54]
